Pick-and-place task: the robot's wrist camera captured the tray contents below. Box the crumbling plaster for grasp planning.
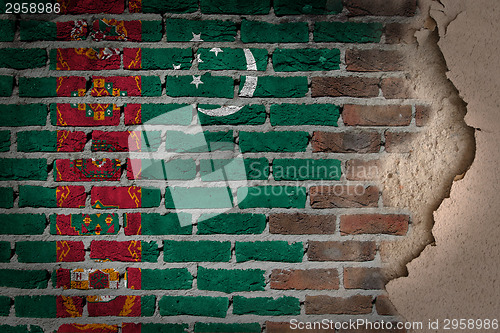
[387,0,500,330]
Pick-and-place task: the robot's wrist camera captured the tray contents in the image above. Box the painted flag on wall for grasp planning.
[91,186,160,209]
[91,19,162,42]
[87,295,155,317]
[54,159,122,182]
[90,241,158,262]
[55,268,120,290]
[50,213,119,235]
[51,103,120,127]
[50,48,120,70]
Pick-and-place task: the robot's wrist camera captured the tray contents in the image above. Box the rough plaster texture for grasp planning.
[388,0,500,329]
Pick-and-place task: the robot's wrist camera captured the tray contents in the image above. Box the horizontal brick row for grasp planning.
[1,47,409,76]
[0,267,384,291]
[0,213,408,236]
[1,14,417,41]
[1,232,411,262]
[0,157,385,181]
[0,104,418,130]
[0,293,388,318]
[0,266,393,292]
[13,75,414,98]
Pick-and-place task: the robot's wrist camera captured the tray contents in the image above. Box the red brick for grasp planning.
[305,295,373,314]
[54,159,122,182]
[270,269,339,290]
[269,213,335,234]
[385,23,417,44]
[310,185,379,208]
[91,130,153,152]
[340,214,409,235]
[344,0,417,17]
[376,295,399,316]
[312,132,381,153]
[415,105,431,127]
[346,49,406,72]
[308,241,376,261]
[344,267,385,289]
[346,159,381,181]
[311,77,379,97]
[343,105,412,126]
[52,48,120,71]
[385,132,418,153]
[266,321,333,333]
[381,77,414,99]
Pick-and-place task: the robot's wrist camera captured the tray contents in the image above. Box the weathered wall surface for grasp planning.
[388,0,500,331]
[0,1,435,332]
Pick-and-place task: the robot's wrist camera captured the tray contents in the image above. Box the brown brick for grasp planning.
[384,23,417,44]
[310,185,379,208]
[415,105,431,126]
[266,321,333,333]
[346,159,381,181]
[381,77,414,99]
[305,295,373,314]
[312,132,381,153]
[270,269,339,290]
[344,0,417,17]
[308,241,376,261]
[344,267,385,289]
[343,105,412,126]
[376,295,399,316]
[385,132,418,153]
[269,213,336,234]
[340,214,409,235]
[346,49,406,72]
[311,77,379,98]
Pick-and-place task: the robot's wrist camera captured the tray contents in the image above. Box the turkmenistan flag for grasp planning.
[90,241,158,262]
[91,186,160,209]
[19,77,86,97]
[123,48,191,70]
[58,324,118,332]
[91,19,161,42]
[51,104,120,126]
[55,268,120,290]
[91,130,162,152]
[87,295,155,317]
[50,213,119,236]
[18,185,85,208]
[91,76,161,97]
[20,20,87,41]
[50,48,120,70]
[197,48,267,71]
[54,159,122,182]
[124,104,193,125]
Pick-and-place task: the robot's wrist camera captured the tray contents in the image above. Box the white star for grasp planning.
[190,32,203,42]
[210,47,223,57]
[196,54,203,63]
[173,64,181,70]
[190,75,203,89]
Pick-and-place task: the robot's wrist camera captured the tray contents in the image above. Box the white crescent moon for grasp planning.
[198,49,259,117]
[198,105,243,116]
